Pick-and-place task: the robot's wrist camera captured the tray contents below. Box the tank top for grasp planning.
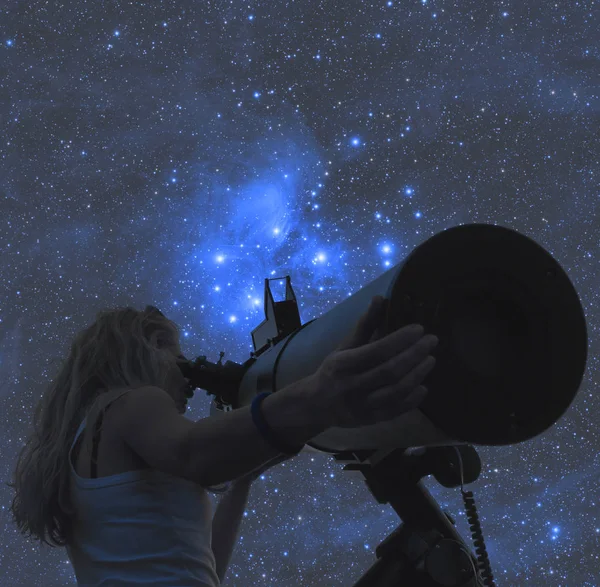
[65,388,225,586]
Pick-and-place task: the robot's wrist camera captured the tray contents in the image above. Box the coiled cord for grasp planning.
[453,447,497,587]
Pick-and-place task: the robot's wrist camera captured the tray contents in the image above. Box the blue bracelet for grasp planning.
[251,392,304,456]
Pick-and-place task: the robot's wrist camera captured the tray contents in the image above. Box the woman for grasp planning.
[6,305,274,586]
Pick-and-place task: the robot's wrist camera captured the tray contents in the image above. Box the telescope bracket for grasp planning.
[331,447,493,587]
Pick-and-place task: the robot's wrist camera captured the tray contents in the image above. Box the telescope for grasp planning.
[163,223,587,587]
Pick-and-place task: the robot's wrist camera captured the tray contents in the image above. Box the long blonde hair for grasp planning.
[6,305,180,548]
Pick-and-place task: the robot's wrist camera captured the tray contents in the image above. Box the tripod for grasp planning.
[333,445,496,587]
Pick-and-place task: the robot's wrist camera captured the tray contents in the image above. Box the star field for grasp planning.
[1,1,599,586]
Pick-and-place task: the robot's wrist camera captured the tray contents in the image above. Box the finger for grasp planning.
[366,356,436,410]
[349,338,436,402]
[340,322,426,372]
[368,298,390,344]
[359,385,428,426]
[337,296,387,351]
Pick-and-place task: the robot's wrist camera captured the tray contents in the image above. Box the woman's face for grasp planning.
[157,336,192,414]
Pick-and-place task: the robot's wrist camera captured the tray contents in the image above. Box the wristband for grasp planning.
[251,392,304,456]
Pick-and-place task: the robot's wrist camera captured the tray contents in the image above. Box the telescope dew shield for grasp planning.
[232,224,588,454]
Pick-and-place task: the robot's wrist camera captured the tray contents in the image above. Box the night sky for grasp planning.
[2,1,599,586]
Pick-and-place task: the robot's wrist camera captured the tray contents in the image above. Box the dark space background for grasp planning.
[1,1,598,585]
